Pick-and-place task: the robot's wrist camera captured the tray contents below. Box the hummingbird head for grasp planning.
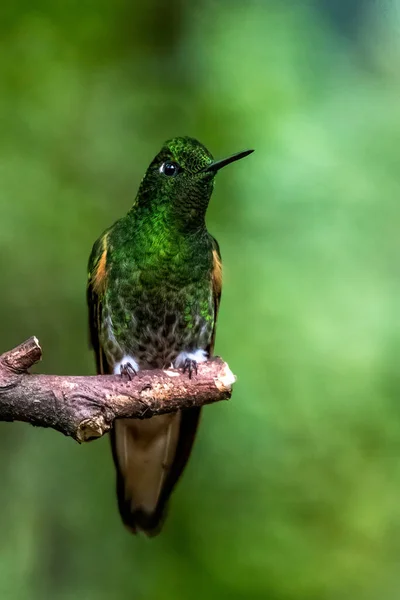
[135,137,253,231]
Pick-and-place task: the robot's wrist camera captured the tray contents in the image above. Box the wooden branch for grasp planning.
[0,338,235,443]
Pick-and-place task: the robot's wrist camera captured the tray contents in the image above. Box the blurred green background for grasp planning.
[1,0,400,598]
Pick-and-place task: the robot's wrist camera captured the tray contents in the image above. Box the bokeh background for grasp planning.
[1,0,400,598]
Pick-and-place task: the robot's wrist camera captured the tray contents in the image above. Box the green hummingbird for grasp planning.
[87,136,253,535]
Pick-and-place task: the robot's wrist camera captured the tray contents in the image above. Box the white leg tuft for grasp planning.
[174,349,208,368]
[113,355,140,375]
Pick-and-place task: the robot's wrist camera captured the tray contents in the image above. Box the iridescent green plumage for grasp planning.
[87,137,252,535]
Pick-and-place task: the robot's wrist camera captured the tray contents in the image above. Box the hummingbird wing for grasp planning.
[87,232,111,375]
[208,236,222,356]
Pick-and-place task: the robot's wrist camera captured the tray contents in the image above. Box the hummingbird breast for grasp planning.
[100,239,215,370]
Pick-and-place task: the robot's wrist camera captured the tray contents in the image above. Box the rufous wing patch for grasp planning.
[92,234,109,294]
[212,248,222,297]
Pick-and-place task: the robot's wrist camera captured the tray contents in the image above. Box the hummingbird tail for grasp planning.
[110,407,201,536]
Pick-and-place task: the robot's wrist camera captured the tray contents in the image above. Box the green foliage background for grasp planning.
[1,1,400,598]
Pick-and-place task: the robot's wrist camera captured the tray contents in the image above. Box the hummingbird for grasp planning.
[87,137,253,535]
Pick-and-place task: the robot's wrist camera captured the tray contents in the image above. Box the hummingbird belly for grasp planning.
[100,283,214,371]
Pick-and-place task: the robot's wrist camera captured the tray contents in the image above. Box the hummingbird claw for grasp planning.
[120,362,137,380]
[183,358,198,379]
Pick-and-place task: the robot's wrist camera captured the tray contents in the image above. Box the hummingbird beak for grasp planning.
[199,149,254,173]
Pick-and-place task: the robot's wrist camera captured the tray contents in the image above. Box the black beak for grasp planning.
[200,149,254,173]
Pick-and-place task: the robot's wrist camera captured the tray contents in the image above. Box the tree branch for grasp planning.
[0,337,235,443]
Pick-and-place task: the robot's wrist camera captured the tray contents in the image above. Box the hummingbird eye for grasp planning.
[160,161,180,177]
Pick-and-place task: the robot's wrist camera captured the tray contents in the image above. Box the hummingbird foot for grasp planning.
[120,362,137,380]
[182,358,198,379]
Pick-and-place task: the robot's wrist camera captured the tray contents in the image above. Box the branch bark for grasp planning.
[0,337,235,443]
